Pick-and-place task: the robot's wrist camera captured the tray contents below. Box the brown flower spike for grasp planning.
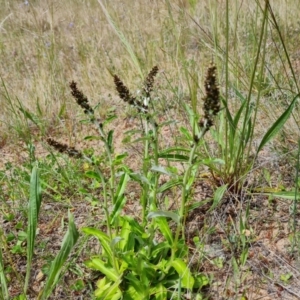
[199,63,220,132]
[46,138,82,158]
[113,75,136,105]
[114,74,148,113]
[143,66,159,98]
[70,81,94,116]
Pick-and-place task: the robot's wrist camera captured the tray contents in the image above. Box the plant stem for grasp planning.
[150,117,159,210]
[141,117,150,224]
[92,120,116,203]
[172,128,205,260]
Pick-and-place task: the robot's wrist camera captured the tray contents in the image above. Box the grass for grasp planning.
[1,0,300,299]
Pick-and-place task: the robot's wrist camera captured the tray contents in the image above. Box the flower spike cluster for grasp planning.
[113,75,137,106]
[143,66,159,98]
[70,81,94,117]
[46,138,82,158]
[114,66,159,113]
[199,62,220,132]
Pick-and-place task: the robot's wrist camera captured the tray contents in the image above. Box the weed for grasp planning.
[44,63,220,298]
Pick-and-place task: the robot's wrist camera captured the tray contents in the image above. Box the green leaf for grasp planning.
[124,286,146,300]
[85,258,119,282]
[95,277,122,300]
[12,294,26,300]
[152,217,174,245]
[257,94,299,153]
[114,172,129,202]
[113,153,128,165]
[82,228,115,266]
[128,172,150,185]
[118,219,132,251]
[280,272,293,283]
[0,245,8,300]
[202,158,225,166]
[148,211,180,224]
[40,211,79,299]
[152,242,170,259]
[160,147,191,153]
[193,273,210,288]
[85,170,101,181]
[150,283,167,300]
[170,258,194,289]
[240,248,249,266]
[103,114,118,126]
[179,127,193,142]
[158,178,182,193]
[208,184,228,212]
[131,136,152,143]
[124,274,147,298]
[25,166,42,294]
[111,173,130,223]
[151,165,174,176]
[257,191,300,200]
[184,102,201,137]
[158,153,190,162]
[123,216,145,236]
[158,147,190,162]
[83,135,101,141]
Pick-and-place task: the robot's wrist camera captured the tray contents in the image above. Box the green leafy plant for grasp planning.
[45,61,219,299]
[83,215,209,299]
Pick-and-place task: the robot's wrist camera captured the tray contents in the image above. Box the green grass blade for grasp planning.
[0,245,9,300]
[257,94,299,153]
[232,98,247,131]
[40,211,79,300]
[98,0,143,77]
[256,191,300,200]
[18,107,39,127]
[24,166,42,294]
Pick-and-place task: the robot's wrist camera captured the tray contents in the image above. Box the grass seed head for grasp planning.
[199,62,220,132]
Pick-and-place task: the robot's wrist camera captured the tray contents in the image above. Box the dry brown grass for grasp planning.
[0,1,299,142]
